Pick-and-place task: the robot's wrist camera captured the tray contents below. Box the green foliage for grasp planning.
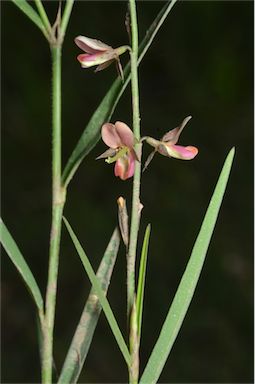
[63,217,131,367]
[0,218,44,313]
[11,0,47,36]
[136,224,151,342]
[140,148,235,384]
[58,228,120,383]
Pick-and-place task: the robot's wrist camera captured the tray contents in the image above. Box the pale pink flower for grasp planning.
[144,116,198,170]
[74,36,129,76]
[97,121,138,180]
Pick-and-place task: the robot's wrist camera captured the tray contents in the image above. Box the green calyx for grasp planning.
[105,147,129,164]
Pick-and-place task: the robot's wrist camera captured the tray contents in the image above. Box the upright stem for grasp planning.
[127,0,141,318]
[42,45,66,384]
[128,1,141,382]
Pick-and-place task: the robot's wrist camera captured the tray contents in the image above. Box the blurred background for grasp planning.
[2,1,253,383]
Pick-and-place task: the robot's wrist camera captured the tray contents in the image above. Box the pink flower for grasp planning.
[97,121,138,180]
[144,116,198,165]
[74,36,129,76]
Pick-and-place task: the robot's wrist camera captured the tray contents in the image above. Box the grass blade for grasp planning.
[140,148,235,384]
[136,224,151,342]
[62,0,178,187]
[58,228,120,383]
[0,218,44,312]
[11,0,47,37]
[63,217,131,367]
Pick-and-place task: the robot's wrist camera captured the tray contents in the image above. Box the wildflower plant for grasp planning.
[1,1,235,383]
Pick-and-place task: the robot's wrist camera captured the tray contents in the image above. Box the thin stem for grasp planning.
[42,45,66,384]
[34,0,52,35]
[128,0,141,382]
[127,0,141,318]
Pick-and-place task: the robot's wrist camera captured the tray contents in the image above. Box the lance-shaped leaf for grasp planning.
[0,219,44,313]
[63,217,131,367]
[11,0,47,37]
[62,0,178,187]
[140,148,235,384]
[136,224,151,342]
[58,228,120,384]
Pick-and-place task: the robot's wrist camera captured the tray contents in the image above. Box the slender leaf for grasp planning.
[62,0,178,187]
[11,0,47,37]
[58,228,120,384]
[0,219,44,312]
[34,0,51,33]
[136,224,151,341]
[60,0,75,39]
[140,148,235,384]
[63,217,131,366]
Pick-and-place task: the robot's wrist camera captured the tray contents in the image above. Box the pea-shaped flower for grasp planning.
[144,116,198,170]
[74,36,129,76]
[97,122,138,181]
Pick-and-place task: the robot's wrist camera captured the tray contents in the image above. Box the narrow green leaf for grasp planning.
[60,0,75,39]
[58,228,120,384]
[62,0,178,187]
[0,219,44,312]
[63,217,131,367]
[11,0,47,37]
[140,148,235,384]
[34,0,51,33]
[136,224,151,342]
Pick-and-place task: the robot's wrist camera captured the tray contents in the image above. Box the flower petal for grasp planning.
[77,51,115,68]
[115,121,134,148]
[102,123,123,148]
[114,152,135,180]
[160,143,198,160]
[74,36,111,54]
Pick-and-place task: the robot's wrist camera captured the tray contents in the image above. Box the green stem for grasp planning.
[127,0,141,319]
[42,45,66,384]
[128,0,141,383]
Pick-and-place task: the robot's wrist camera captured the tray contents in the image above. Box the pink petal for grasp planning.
[74,36,111,54]
[114,152,135,180]
[115,121,134,148]
[77,51,114,68]
[102,123,122,148]
[163,144,198,160]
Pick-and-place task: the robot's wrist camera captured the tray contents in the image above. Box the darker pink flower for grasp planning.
[74,36,129,76]
[145,116,198,163]
[97,121,137,180]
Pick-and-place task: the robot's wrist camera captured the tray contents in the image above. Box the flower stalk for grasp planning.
[127,0,141,318]
[128,0,141,382]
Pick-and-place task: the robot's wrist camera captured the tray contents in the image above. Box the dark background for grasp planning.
[2,1,253,383]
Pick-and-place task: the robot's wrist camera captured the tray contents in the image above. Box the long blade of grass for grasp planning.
[58,228,120,384]
[63,217,131,367]
[62,0,178,187]
[11,0,47,37]
[60,0,75,39]
[136,224,151,342]
[34,0,51,33]
[0,218,44,312]
[140,148,235,384]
